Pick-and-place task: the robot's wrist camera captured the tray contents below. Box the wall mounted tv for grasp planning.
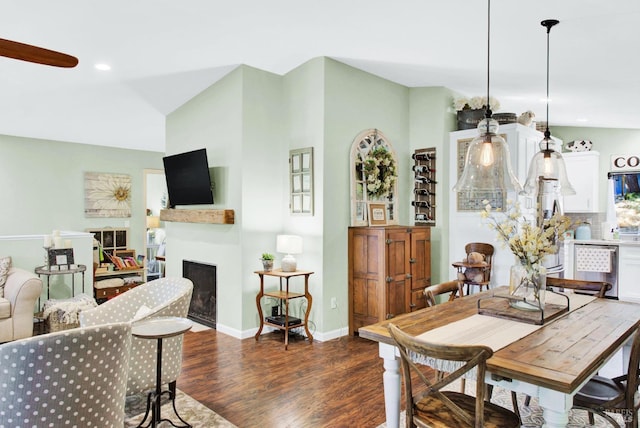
[163,148,214,209]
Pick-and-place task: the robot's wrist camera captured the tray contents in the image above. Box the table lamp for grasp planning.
[277,235,303,272]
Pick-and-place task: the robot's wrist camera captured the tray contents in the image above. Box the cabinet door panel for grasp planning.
[387,230,411,315]
[410,289,426,311]
[411,229,431,291]
[387,279,407,319]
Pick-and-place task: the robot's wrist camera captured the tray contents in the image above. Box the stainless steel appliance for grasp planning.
[573,243,618,298]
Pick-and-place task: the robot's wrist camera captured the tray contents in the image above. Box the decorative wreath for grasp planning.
[363,147,397,198]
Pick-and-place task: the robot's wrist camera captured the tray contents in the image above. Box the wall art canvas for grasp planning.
[84,172,132,218]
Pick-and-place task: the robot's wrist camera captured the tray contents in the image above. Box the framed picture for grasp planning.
[48,248,74,267]
[368,203,388,226]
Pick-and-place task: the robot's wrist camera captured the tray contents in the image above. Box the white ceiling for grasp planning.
[1,1,639,153]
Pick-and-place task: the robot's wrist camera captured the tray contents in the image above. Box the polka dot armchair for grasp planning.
[0,322,132,427]
[79,277,193,396]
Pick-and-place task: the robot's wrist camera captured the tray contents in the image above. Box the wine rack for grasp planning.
[412,148,436,225]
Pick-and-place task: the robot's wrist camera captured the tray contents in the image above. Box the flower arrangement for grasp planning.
[481,199,572,310]
[480,199,571,270]
[454,96,501,112]
[363,147,397,198]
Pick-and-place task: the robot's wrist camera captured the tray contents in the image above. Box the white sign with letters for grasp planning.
[611,154,640,171]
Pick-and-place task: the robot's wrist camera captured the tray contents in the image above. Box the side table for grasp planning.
[254,269,314,350]
[35,264,87,301]
[131,316,193,428]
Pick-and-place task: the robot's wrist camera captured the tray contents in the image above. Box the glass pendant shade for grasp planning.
[521,137,576,196]
[453,118,522,193]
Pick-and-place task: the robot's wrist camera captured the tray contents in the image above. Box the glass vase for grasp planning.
[509,262,546,311]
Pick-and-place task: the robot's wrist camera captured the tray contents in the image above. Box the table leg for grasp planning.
[379,343,401,428]
[538,388,572,428]
[154,337,163,426]
[254,274,265,340]
[303,274,313,343]
[284,292,290,350]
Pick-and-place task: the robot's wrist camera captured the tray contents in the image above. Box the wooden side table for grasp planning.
[132,316,193,428]
[254,269,314,350]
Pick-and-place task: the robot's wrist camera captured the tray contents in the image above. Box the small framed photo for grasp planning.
[48,248,74,267]
[368,203,388,226]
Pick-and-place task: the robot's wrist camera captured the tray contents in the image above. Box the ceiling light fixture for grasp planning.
[452,0,521,196]
[94,63,111,71]
[521,19,575,198]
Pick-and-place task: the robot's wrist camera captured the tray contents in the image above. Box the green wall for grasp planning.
[165,57,459,338]
[0,134,163,250]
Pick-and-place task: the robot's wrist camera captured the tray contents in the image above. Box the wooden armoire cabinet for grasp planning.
[348,225,431,335]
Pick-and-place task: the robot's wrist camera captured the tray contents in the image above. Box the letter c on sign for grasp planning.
[614,157,626,168]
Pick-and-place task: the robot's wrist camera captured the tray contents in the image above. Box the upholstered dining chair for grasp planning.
[0,322,132,427]
[424,280,465,307]
[572,328,640,427]
[388,323,520,428]
[80,277,193,397]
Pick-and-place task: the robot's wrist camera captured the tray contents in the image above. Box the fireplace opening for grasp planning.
[183,260,216,329]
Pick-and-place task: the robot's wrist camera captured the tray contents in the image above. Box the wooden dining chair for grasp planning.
[546,277,612,298]
[454,242,494,295]
[424,280,464,307]
[572,328,640,427]
[388,323,520,428]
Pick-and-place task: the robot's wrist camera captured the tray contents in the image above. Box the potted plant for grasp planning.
[260,253,274,271]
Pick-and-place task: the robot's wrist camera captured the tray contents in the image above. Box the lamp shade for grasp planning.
[521,137,576,196]
[276,235,303,255]
[146,216,160,229]
[453,118,522,194]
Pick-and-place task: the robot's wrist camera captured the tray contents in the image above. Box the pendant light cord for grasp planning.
[542,19,559,140]
[485,0,492,122]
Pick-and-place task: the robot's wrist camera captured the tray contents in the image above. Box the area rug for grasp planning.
[125,388,236,427]
[377,384,626,427]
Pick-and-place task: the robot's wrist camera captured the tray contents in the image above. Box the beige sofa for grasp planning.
[0,268,43,343]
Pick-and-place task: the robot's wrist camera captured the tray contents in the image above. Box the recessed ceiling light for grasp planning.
[576,118,588,123]
[94,63,111,71]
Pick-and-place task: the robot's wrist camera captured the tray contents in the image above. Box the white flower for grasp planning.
[453,97,470,111]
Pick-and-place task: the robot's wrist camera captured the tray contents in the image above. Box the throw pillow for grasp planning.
[0,256,12,298]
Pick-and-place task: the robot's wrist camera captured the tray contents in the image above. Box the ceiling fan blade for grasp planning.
[0,38,78,68]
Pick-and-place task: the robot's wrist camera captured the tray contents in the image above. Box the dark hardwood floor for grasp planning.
[178,329,396,428]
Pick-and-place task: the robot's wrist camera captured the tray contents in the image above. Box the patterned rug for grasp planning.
[377,384,626,427]
[125,388,236,427]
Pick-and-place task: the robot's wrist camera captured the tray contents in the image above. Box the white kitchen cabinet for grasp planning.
[563,151,600,213]
[449,123,546,287]
[618,245,640,303]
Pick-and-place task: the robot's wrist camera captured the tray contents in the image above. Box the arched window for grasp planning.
[350,129,398,226]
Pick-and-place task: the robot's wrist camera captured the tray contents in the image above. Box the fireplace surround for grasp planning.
[183,260,216,328]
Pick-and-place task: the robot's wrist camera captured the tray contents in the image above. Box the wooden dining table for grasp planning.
[358,286,640,428]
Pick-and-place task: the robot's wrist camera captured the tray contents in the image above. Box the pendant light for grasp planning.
[521,19,575,197]
[453,0,522,195]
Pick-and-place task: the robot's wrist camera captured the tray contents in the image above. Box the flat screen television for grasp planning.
[163,148,214,208]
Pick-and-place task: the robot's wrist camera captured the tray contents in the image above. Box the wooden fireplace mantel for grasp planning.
[160,209,235,224]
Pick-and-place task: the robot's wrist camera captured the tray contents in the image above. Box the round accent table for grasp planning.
[131,316,193,428]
